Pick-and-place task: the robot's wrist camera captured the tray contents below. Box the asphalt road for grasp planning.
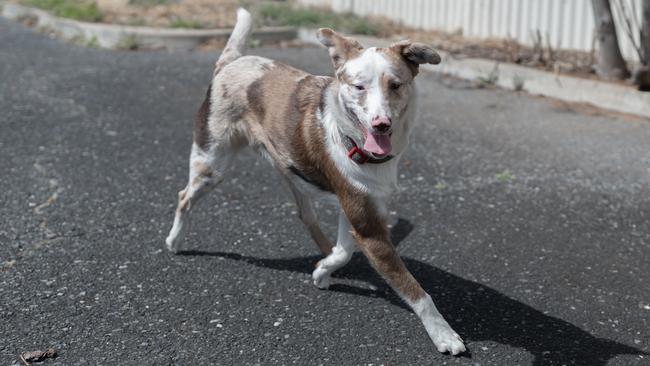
[2,18,650,366]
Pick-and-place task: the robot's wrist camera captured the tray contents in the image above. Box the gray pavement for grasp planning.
[1,17,650,365]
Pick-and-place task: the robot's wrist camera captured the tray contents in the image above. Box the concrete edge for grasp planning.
[1,2,297,50]
[298,29,650,120]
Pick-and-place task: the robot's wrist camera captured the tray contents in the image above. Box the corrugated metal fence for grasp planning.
[299,0,644,62]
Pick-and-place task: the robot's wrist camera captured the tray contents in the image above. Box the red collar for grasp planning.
[343,136,394,165]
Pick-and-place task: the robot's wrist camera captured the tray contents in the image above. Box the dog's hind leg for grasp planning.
[286,183,334,255]
[165,143,235,253]
[312,211,355,289]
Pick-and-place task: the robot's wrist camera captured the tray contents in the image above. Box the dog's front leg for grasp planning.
[340,192,466,355]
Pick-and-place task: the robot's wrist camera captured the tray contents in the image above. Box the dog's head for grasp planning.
[317,28,440,158]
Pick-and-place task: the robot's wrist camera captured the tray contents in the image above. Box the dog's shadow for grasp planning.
[179,218,647,365]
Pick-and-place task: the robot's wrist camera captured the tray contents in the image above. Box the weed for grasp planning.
[248,38,261,48]
[475,62,501,88]
[434,182,448,191]
[117,35,139,50]
[169,18,203,29]
[477,73,498,86]
[72,34,99,47]
[128,0,174,5]
[495,169,515,183]
[85,35,98,47]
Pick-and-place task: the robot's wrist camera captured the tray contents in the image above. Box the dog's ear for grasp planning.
[317,28,364,69]
[390,40,441,75]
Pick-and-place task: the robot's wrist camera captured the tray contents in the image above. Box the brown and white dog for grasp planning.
[165,9,465,355]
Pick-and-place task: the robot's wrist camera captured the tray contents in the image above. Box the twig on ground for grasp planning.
[19,348,57,365]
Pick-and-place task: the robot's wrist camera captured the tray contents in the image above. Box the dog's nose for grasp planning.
[371,116,392,134]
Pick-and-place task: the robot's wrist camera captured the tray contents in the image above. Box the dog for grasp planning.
[165,9,465,355]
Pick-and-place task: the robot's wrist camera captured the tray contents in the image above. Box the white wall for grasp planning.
[299,0,644,62]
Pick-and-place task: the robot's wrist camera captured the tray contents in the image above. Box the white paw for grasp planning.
[312,267,331,289]
[165,216,188,254]
[429,322,466,355]
[165,235,181,254]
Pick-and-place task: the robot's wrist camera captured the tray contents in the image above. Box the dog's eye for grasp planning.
[353,84,365,91]
[390,82,402,91]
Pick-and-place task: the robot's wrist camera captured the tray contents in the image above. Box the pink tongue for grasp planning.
[363,133,392,156]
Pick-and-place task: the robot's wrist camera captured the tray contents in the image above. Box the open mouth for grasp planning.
[362,128,393,157]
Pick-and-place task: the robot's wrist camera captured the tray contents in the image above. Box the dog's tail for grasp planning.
[214,8,252,75]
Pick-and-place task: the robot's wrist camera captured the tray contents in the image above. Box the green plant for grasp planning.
[22,0,103,22]
[85,35,98,47]
[70,34,99,48]
[434,182,448,191]
[169,18,203,29]
[477,71,498,87]
[73,34,99,47]
[495,169,515,183]
[117,35,139,50]
[248,38,261,48]
[476,63,500,88]
[128,0,174,5]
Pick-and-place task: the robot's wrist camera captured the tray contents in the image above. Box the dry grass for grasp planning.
[93,0,394,35]
[97,0,240,28]
[398,28,596,79]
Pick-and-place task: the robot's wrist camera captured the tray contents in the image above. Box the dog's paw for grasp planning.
[312,268,331,289]
[428,322,466,355]
[165,235,181,254]
[165,216,189,254]
[313,276,331,289]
